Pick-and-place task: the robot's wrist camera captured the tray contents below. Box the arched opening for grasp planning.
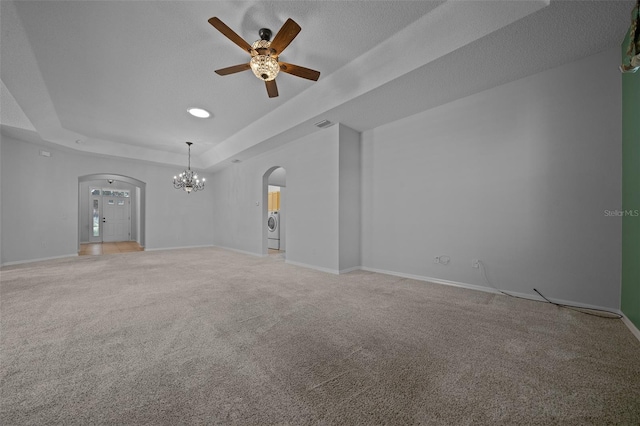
[78,174,146,254]
[262,166,286,257]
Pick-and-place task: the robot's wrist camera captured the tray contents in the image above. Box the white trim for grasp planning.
[360,266,501,294]
[145,244,215,252]
[621,314,640,342]
[1,253,78,267]
[339,266,361,274]
[285,259,339,275]
[359,266,621,315]
[211,245,266,258]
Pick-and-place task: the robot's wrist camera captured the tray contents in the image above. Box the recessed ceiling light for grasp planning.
[187,107,211,118]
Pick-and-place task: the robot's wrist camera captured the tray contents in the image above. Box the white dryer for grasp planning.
[267,211,280,250]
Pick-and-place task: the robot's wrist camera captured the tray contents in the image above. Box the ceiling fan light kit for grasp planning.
[208,17,321,98]
[250,38,280,81]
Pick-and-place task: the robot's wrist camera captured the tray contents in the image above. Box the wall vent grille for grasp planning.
[314,119,333,128]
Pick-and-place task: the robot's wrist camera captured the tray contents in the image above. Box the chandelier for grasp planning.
[250,38,280,81]
[173,142,205,194]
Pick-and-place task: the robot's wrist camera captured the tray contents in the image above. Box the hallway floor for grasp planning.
[79,242,143,256]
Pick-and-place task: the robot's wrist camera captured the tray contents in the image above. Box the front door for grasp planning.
[89,187,132,243]
[103,197,131,242]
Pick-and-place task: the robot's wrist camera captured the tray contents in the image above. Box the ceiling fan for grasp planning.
[208,17,321,98]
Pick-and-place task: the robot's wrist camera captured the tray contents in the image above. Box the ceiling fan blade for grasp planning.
[279,62,320,81]
[208,17,254,55]
[215,63,251,76]
[265,80,279,98]
[269,18,301,56]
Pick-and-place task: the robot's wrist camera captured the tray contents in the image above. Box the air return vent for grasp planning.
[314,119,333,129]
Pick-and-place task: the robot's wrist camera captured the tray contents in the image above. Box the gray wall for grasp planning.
[338,124,361,272]
[211,127,341,272]
[361,47,622,309]
[210,124,361,273]
[1,136,215,265]
[279,187,286,252]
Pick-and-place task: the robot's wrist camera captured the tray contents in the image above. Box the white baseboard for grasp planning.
[285,259,339,275]
[621,314,640,342]
[360,266,502,294]
[1,253,78,267]
[145,244,215,252]
[359,266,623,318]
[339,266,361,274]
[212,245,266,258]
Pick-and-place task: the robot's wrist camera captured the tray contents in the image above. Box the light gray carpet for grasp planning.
[1,247,639,425]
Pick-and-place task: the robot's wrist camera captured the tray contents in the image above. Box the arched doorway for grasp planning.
[262,167,286,256]
[78,174,146,253]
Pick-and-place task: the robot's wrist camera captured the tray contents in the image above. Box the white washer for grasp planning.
[267,211,280,250]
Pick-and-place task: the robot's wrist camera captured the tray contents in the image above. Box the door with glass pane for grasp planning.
[103,198,131,242]
[89,188,131,243]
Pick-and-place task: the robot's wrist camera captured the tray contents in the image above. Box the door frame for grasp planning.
[262,166,286,255]
[78,174,146,251]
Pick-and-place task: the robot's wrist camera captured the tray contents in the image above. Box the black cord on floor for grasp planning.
[533,288,622,319]
[478,261,622,319]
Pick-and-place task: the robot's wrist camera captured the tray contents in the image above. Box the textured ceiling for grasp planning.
[0,79,35,132]
[0,1,634,171]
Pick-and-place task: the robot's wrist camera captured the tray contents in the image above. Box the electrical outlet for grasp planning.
[434,256,440,264]
[472,259,480,269]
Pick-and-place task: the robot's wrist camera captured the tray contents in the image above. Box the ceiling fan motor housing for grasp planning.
[259,28,272,41]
